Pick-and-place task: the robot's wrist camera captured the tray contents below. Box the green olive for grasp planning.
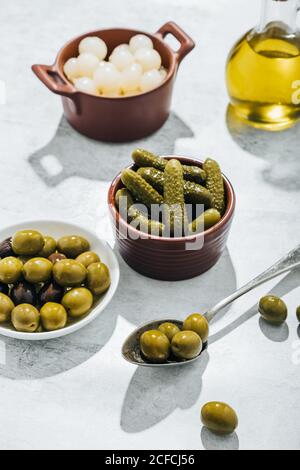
[183,314,209,343]
[140,330,170,363]
[53,259,87,287]
[158,322,180,341]
[296,306,300,323]
[76,251,100,268]
[62,287,93,318]
[0,293,15,323]
[12,230,44,256]
[201,402,238,435]
[40,302,67,331]
[87,262,110,296]
[259,295,288,324]
[23,258,53,283]
[11,304,40,332]
[37,236,57,258]
[0,257,23,284]
[171,331,202,360]
[57,236,90,259]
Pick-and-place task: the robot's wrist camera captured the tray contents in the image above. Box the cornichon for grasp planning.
[137,167,213,207]
[115,189,164,236]
[164,159,187,235]
[121,169,163,209]
[128,208,164,236]
[189,209,221,234]
[203,158,225,215]
[115,188,135,211]
[132,149,206,184]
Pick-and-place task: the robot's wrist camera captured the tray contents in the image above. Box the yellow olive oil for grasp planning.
[226,27,300,130]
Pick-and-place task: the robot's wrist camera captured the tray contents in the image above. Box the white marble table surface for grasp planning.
[0,0,299,450]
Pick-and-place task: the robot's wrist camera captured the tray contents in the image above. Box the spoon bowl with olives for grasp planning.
[122,244,300,367]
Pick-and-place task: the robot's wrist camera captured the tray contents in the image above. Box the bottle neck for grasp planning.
[258,0,299,32]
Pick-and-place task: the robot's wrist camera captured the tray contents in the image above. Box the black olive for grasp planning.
[0,282,9,295]
[11,281,37,306]
[48,253,67,264]
[38,281,64,306]
[0,238,14,258]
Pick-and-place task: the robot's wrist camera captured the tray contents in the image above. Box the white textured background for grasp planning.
[0,0,299,450]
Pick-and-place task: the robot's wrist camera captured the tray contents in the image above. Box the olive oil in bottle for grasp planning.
[226,0,300,130]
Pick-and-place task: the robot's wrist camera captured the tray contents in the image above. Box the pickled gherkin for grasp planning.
[189,209,221,234]
[203,158,225,215]
[132,148,167,171]
[128,208,164,236]
[164,159,187,235]
[116,189,164,235]
[137,167,164,193]
[132,149,206,184]
[137,167,213,207]
[115,188,135,211]
[121,169,163,209]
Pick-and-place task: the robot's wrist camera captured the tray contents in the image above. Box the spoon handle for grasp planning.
[205,245,300,323]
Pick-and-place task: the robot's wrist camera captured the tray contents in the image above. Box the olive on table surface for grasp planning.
[259,295,288,324]
[140,330,170,363]
[158,322,180,341]
[0,257,23,284]
[62,287,93,318]
[57,235,90,259]
[49,252,67,264]
[87,262,110,296]
[38,281,64,306]
[171,331,202,360]
[201,402,238,435]
[40,302,67,331]
[76,251,100,268]
[0,237,14,258]
[12,230,44,256]
[53,259,87,287]
[0,282,9,295]
[183,313,209,343]
[297,306,300,323]
[11,304,40,332]
[37,236,57,258]
[0,293,15,323]
[23,258,53,284]
[11,281,37,306]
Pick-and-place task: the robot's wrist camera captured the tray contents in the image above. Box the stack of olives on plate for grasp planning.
[0,230,111,333]
[140,314,209,363]
[116,148,226,237]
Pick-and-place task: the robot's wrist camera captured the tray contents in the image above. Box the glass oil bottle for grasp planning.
[226,0,300,130]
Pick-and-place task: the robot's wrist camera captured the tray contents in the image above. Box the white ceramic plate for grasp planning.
[0,220,120,340]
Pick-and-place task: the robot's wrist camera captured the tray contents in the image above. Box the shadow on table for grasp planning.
[121,351,209,433]
[201,427,239,451]
[28,112,194,187]
[0,248,236,381]
[226,105,300,192]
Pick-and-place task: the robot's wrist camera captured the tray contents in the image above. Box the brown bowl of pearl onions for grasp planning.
[32,22,195,142]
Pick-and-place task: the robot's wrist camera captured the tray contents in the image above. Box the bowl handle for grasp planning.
[156,22,195,65]
[32,64,80,113]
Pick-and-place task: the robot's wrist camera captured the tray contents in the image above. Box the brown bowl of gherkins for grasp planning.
[108,149,235,281]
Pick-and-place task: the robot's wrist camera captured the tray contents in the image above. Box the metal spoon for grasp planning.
[122,244,300,367]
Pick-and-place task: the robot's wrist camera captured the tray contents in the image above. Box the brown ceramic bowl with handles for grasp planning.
[108,156,236,281]
[32,22,195,143]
